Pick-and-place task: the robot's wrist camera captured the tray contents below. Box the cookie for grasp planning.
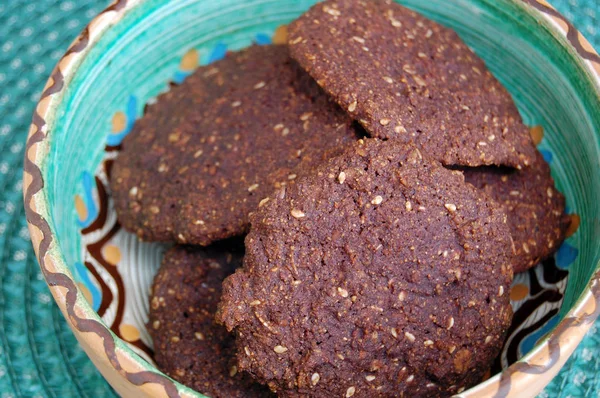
[217,138,514,397]
[149,243,272,397]
[288,0,536,167]
[462,150,570,273]
[111,45,359,245]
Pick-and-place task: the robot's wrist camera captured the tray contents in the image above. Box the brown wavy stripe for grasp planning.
[87,223,126,335]
[522,0,600,65]
[23,0,181,396]
[493,269,600,397]
[82,176,109,235]
[84,260,114,317]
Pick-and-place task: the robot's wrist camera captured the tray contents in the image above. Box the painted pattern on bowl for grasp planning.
[24,0,600,397]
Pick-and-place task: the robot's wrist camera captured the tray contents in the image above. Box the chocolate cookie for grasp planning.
[149,244,272,397]
[288,0,536,167]
[462,150,570,273]
[217,139,514,397]
[111,45,358,245]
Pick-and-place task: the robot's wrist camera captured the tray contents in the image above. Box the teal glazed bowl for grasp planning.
[24,0,600,397]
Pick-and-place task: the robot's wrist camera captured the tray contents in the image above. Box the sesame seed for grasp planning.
[195,332,205,341]
[176,369,185,377]
[424,340,434,346]
[445,203,457,212]
[290,36,303,44]
[547,187,553,197]
[193,150,203,158]
[425,29,433,38]
[249,300,261,306]
[522,243,530,253]
[366,375,376,382]
[418,205,426,211]
[418,52,427,58]
[498,286,504,297]
[406,375,415,382]
[371,195,383,205]
[311,373,320,385]
[394,124,407,134]
[229,365,238,377]
[362,46,370,52]
[258,198,270,207]
[274,345,288,354]
[338,171,346,184]
[337,287,349,298]
[427,383,436,388]
[383,76,394,84]
[288,174,297,180]
[391,328,398,338]
[150,206,160,214]
[193,219,205,225]
[457,387,466,393]
[346,386,356,397]
[447,317,455,329]
[348,100,357,112]
[485,336,493,344]
[398,291,406,301]
[129,186,138,197]
[300,112,312,121]
[352,36,365,44]
[403,64,416,74]
[449,345,456,353]
[254,81,266,89]
[291,209,305,219]
[510,190,521,196]
[391,19,402,27]
[379,118,391,126]
[405,201,412,211]
[324,6,341,16]
[232,100,242,107]
[244,346,251,356]
[488,134,496,141]
[158,163,167,173]
[177,233,186,242]
[171,336,180,343]
[152,320,160,329]
[248,184,259,192]
[404,332,416,342]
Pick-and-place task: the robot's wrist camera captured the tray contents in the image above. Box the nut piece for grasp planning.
[444,203,457,212]
[291,209,306,218]
[311,373,320,385]
[274,345,288,353]
[371,195,383,205]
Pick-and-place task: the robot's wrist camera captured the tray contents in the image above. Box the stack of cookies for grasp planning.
[110,1,570,397]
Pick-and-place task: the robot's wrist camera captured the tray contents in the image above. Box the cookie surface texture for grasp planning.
[111,45,358,245]
[218,138,514,397]
[149,244,272,397]
[462,150,570,273]
[288,0,536,167]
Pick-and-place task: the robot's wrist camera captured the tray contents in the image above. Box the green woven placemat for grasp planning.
[0,1,597,397]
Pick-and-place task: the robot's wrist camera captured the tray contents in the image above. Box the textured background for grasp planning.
[0,0,597,397]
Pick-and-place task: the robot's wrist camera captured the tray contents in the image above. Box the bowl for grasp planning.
[24,0,600,396]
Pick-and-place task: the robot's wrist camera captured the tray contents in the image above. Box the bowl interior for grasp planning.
[42,0,600,395]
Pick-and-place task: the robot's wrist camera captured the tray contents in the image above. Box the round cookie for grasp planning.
[462,150,570,273]
[149,244,272,397]
[111,45,358,245]
[288,0,536,167]
[217,139,514,397]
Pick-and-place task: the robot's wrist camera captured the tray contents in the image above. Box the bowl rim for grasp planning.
[23,0,600,397]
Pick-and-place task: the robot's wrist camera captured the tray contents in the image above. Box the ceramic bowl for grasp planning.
[24,0,600,396]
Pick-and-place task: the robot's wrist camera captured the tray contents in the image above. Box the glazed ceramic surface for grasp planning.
[24,0,600,397]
